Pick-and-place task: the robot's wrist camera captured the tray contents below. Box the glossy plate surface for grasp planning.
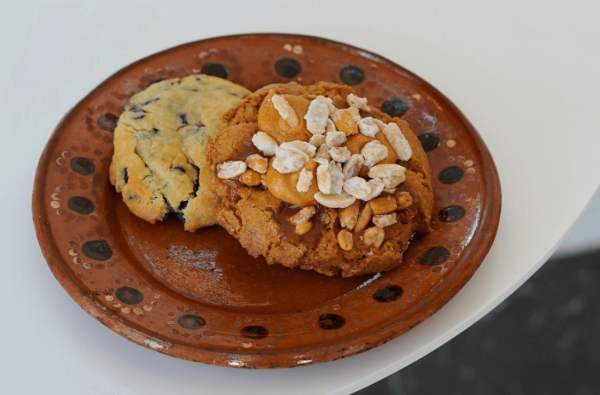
[32,33,500,368]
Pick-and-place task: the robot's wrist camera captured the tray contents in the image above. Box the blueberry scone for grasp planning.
[207,82,434,277]
[109,74,251,230]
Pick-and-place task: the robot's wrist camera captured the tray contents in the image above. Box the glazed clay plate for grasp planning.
[33,34,500,368]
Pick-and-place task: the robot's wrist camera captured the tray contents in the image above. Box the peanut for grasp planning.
[295,221,314,235]
[325,131,347,148]
[277,141,316,159]
[331,109,358,136]
[217,161,247,179]
[329,161,344,194]
[296,168,314,193]
[337,229,354,251]
[252,131,278,156]
[368,164,406,188]
[396,191,413,209]
[315,95,337,114]
[369,195,398,215]
[315,144,331,161]
[364,227,385,249]
[272,152,306,174]
[347,107,362,122]
[339,201,360,231]
[289,206,316,225]
[373,213,397,228]
[304,98,329,135]
[346,93,369,111]
[241,169,262,187]
[357,117,380,137]
[330,146,352,163]
[343,177,371,200]
[309,134,325,148]
[314,191,356,209]
[382,122,412,161]
[246,154,268,174]
[271,94,299,128]
[361,140,388,167]
[342,154,364,180]
[354,202,373,234]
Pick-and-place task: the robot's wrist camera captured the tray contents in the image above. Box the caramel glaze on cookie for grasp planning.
[207,82,434,276]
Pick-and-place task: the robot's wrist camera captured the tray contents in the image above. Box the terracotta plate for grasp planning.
[32,34,501,368]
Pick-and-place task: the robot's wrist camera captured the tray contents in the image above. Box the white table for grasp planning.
[2,2,599,394]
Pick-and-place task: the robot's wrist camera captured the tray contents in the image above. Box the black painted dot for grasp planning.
[82,240,112,261]
[178,314,205,330]
[420,247,450,266]
[241,326,269,339]
[373,285,404,303]
[70,157,95,175]
[67,196,95,215]
[418,133,441,152]
[381,98,409,118]
[438,166,464,184]
[96,113,119,133]
[439,205,466,222]
[318,314,346,330]
[275,58,301,78]
[115,286,144,305]
[201,62,228,79]
[339,65,365,85]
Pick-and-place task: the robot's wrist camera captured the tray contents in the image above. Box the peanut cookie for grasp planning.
[207,82,434,276]
[109,75,251,230]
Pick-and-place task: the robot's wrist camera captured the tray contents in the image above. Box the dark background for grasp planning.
[355,248,600,395]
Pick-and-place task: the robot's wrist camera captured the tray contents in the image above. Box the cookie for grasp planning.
[109,74,251,230]
[207,82,434,277]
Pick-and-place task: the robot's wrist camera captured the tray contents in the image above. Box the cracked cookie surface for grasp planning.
[109,74,251,230]
[207,82,434,276]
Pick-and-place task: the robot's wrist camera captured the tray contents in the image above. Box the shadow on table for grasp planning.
[355,248,600,395]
